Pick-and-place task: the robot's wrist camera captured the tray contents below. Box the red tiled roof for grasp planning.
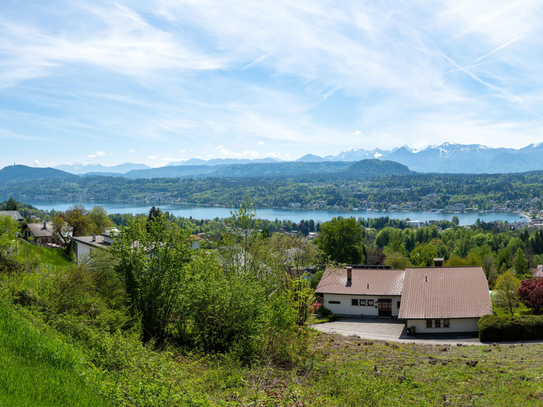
[315,268,405,296]
[398,267,492,319]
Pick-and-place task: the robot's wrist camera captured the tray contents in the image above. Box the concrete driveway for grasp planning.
[312,318,484,346]
[312,318,405,341]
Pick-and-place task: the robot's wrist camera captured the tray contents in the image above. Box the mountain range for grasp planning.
[311,142,543,173]
[0,160,412,183]
[55,162,150,174]
[36,142,543,175]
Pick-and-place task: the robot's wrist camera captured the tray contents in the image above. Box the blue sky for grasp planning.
[1,0,543,168]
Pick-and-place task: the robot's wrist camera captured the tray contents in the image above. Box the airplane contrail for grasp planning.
[475,36,522,62]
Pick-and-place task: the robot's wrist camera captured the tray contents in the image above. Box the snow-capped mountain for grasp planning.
[304,142,543,173]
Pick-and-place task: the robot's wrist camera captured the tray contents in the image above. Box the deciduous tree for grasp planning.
[316,217,364,264]
[518,278,543,315]
[89,206,114,234]
[493,272,521,316]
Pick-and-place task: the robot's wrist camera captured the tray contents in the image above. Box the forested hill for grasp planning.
[0,165,77,183]
[122,165,218,179]
[0,160,414,183]
[346,159,413,176]
[121,159,413,179]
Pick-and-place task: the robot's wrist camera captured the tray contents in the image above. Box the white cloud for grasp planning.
[88,151,106,158]
[147,155,158,159]
[3,0,543,167]
[129,149,135,152]
[0,2,226,88]
[219,148,260,158]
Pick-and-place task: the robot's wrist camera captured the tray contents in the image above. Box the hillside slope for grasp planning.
[0,165,77,183]
[0,300,107,406]
[345,159,414,176]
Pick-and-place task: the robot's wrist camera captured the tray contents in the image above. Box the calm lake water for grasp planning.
[21,200,526,225]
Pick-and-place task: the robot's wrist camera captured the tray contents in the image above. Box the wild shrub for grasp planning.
[111,215,192,343]
[180,253,267,356]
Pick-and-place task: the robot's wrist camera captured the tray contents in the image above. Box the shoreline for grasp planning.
[10,197,529,216]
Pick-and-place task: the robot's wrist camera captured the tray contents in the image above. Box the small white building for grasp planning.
[71,229,118,262]
[316,265,492,334]
[407,220,426,229]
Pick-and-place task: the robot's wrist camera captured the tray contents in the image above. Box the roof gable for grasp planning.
[398,266,492,319]
[0,211,23,222]
[316,268,405,296]
[24,222,53,238]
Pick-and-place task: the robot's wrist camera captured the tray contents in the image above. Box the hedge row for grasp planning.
[479,314,543,342]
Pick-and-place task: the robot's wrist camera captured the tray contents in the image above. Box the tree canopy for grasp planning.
[316,217,364,264]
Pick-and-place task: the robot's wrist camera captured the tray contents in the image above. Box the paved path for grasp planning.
[312,318,483,346]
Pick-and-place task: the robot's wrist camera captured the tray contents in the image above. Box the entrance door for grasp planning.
[378,301,392,316]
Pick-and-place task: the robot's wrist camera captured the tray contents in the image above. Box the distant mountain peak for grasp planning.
[296,154,325,162]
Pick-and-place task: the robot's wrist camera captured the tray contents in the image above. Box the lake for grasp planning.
[21,200,527,225]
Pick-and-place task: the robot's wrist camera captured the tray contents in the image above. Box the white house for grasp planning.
[398,266,492,333]
[315,266,404,317]
[71,229,118,262]
[407,220,426,229]
[316,264,492,333]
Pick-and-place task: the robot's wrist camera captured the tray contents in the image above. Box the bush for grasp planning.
[479,314,543,342]
[316,304,332,317]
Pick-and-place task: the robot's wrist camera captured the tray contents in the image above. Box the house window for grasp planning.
[426,319,432,328]
[435,319,441,328]
[329,301,340,304]
[351,299,358,306]
[360,299,366,306]
[397,301,401,309]
[443,319,450,328]
[368,300,374,306]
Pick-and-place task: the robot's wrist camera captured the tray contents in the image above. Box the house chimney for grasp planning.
[42,221,47,230]
[92,233,96,242]
[433,258,444,267]
[346,266,352,282]
[425,276,428,282]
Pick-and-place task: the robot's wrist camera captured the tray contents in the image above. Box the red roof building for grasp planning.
[316,264,492,333]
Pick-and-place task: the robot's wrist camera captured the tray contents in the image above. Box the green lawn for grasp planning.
[493,306,532,317]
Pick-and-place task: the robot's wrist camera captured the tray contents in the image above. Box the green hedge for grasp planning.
[479,314,543,342]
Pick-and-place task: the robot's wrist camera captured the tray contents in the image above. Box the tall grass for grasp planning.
[16,239,72,268]
[0,301,108,406]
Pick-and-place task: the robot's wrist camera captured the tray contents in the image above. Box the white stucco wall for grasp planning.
[76,242,92,263]
[324,294,402,317]
[406,318,480,333]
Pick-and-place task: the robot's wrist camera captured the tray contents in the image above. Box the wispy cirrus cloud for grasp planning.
[1,0,543,167]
